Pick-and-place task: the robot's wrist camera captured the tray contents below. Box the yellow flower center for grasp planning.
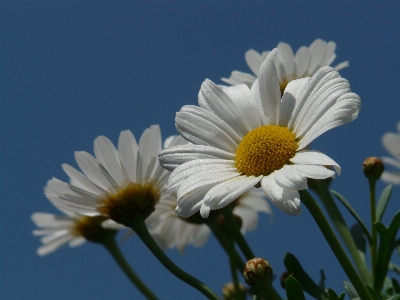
[235,125,298,176]
[97,182,160,227]
[71,215,109,242]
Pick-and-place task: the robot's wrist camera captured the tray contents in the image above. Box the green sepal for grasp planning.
[284,253,328,299]
[376,184,393,222]
[375,211,400,292]
[326,288,345,300]
[331,190,371,243]
[285,275,306,300]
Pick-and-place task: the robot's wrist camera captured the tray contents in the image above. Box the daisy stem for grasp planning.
[313,180,372,285]
[299,190,373,300]
[130,214,220,300]
[208,222,245,271]
[229,254,242,297]
[367,177,378,282]
[101,235,158,300]
[221,207,255,261]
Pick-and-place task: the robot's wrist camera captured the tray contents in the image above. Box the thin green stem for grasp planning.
[314,180,372,285]
[300,190,373,300]
[229,255,241,296]
[130,215,220,300]
[221,207,255,260]
[208,222,245,272]
[368,178,378,281]
[101,236,158,300]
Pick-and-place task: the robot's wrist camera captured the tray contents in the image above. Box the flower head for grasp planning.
[159,49,360,217]
[148,136,271,252]
[381,122,400,184]
[45,125,170,227]
[31,210,111,256]
[221,38,349,94]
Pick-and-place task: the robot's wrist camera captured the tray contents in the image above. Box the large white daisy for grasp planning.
[148,136,271,252]
[159,49,360,218]
[44,125,171,227]
[381,122,400,185]
[221,38,349,94]
[31,210,109,256]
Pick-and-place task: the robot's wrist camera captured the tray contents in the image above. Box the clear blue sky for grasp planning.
[1,2,399,299]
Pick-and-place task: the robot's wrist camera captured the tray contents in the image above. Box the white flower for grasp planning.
[44,125,171,227]
[381,122,400,184]
[221,38,349,93]
[159,49,360,218]
[148,136,271,252]
[31,211,108,256]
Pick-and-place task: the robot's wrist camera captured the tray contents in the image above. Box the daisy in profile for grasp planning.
[381,122,400,184]
[221,38,349,94]
[159,49,360,218]
[31,210,110,256]
[44,125,171,228]
[147,136,271,252]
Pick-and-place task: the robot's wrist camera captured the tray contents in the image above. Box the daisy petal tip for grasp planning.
[200,204,210,218]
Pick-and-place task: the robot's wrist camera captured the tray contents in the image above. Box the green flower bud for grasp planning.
[363,157,384,180]
[243,258,273,286]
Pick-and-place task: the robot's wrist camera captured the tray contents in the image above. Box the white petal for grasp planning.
[233,206,258,233]
[159,144,235,171]
[272,166,308,190]
[333,61,349,71]
[137,125,162,182]
[290,150,341,174]
[322,41,337,66]
[69,237,86,248]
[202,175,262,213]
[37,232,73,256]
[382,132,400,160]
[163,135,187,149]
[31,212,73,229]
[295,47,311,77]
[221,71,256,88]
[382,157,400,169]
[258,49,281,125]
[308,39,328,74]
[94,136,125,186]
[276,42,295,81]
[292,164,336,179]
[381,171,400,185]
[62,164,104,195]
[175,184,211,218]
[245,49,265,76]
[118,130,138,183]
[250,79,268,125]
[261,175,301,215]
[237,190,271,214]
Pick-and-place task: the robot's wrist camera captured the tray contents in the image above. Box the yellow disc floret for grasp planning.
[71,215,110,243]
[97,182,160,227]
[235,125,298,176]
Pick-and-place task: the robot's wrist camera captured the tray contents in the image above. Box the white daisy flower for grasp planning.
[31,211,109,256]
[159,49,360,218]
[381,122,400,184]
[44,125,171,228]
[221,38,349,94]
[148,136,271,252]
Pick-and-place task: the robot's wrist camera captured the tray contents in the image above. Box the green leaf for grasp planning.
[326,288,345,300]
[286,275,306,300]
[350,223,367,255]
[376,184,393,222]
[344,281,360,300]
[365,286,380,300]
[375,211,400,292]
[389,262,400,275]
[392,278,400,293]
[284,253,328,299]
[331,190,372,243]
[385,295,400,300]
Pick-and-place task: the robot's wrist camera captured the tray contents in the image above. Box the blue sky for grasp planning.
[1,2,399,299]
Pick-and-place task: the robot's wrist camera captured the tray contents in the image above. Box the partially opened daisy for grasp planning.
[148,136,271,252]
[31,210,110,256]
[221,38,349,94]
[45,125,170,228]
[159,49,360,218]
[381,121,400,184]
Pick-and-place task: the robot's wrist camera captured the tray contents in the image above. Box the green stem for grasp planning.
[229,255,241,296]
[314,180,372,285]
[368,178,378,282]
[208,222,245,272]
[101,236,158,300]
[221,207,255,261]
[130,214,220,300]
[300,190,372,300]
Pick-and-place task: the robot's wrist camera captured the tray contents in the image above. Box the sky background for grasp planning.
[1,2,399,300]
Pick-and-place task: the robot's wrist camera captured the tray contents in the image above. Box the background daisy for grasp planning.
[381,121,400,184]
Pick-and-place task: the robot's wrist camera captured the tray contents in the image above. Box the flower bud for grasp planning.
[363,157,384,180]
[243,258,273,286]
[222,282,247,300]
[280,271,290,288]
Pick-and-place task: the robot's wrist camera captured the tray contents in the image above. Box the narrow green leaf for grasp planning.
[284,253,328,299]
[389,262,400,275]
[319,270,326,290]
[375,212,400,292]
[286,275,306,300]
[344,281,360,300]
[331,190,372,243]
[376,184,393,222]
[365,286,380,300]
[392,278,400,293]
[326,288,345,300]
[350,223,367,254]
